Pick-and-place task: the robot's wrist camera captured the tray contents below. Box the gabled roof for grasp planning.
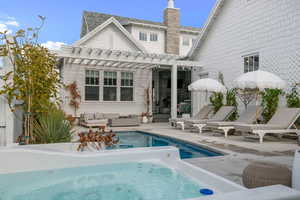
[187,0,225,59]
[74,17,147,53]
[81,11,201,38]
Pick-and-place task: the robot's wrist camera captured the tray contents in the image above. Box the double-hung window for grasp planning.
[244,54,259,73]
[182,38,190,46]
[139,32,147,41]
[103,71,117,101]
[150,33,158,41]
[85,70,100,101]
[121,72,134,101]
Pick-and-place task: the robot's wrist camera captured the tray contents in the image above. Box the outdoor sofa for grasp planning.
[234,108,300,143]
[80,113,139,128]
[109,115,140,127]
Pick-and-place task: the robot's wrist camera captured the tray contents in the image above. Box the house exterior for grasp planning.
[58,0,202,121]
[189,0,300,113]
[0,57,23,146]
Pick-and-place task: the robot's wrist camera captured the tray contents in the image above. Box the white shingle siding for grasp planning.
[192,0,300,112]
[61,63,152,116]
[81,24,140,52]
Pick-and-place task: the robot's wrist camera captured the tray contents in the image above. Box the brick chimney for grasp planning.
[164,0,180,55]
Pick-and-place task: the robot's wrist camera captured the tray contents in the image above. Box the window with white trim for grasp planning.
[121,72,134,101]
[182,38,190,46]
[139,32,147,41]
[192,38,197,46]
[244,54,259,73]
[85,70,100,101]
[103,71,117,101]
[150,33,158,41]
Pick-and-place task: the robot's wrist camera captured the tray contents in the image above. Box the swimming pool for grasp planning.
[112,131,223,159]
[0,162,206,200]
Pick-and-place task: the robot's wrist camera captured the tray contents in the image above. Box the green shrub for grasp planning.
[210,92,224,114]
[261,89,282,123]
[33,107,74,144]
[226,89,238,121]
[286,86,300,108]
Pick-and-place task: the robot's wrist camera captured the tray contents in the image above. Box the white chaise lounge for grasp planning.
[234,108,300,143]
[170,105,213,129]
[178,106,235,133]
[206,105,262,138]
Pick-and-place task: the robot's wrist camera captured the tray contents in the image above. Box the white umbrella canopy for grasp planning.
[188,78,227,93]
[234,70,286,91]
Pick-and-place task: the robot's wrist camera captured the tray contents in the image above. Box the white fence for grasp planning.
[0,96,7,146]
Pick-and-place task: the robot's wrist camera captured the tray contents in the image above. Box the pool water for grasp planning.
[0,162,206,200]
[111,131,222,159]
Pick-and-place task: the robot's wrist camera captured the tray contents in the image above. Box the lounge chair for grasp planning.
[234,108,300,143]
[206,105,262,138]
[170,105,213,128]
[178,106,235,133]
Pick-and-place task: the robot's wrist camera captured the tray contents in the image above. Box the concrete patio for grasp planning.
[74,122,299,185]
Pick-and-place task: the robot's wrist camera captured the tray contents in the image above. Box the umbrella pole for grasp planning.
[255,90,259,124]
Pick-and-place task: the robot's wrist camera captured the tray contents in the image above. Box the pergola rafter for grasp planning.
[57,45,203,70]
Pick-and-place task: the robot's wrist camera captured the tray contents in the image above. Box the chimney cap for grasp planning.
[167,0,175,8]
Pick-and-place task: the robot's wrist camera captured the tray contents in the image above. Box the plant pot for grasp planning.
[293,150,300,190]
[142,116,148,123]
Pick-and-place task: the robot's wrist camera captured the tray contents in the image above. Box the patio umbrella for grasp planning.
[188,78,227,93]
[188,78,227,106]
[233,70,286,121]
[234,70,286,91]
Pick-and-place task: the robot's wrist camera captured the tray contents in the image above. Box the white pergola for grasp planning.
[57,45,203,118]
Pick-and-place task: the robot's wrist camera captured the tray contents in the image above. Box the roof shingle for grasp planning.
[81,11,201,38]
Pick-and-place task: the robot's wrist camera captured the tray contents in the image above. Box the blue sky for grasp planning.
[0,0,216,49]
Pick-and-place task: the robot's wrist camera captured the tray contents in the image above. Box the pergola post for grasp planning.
[171,64,178,119]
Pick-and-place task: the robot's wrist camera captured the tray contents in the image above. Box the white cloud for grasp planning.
[41,41,66,50]
[0,15,19,34]
[5,20,19,27]
[0,23,12,34]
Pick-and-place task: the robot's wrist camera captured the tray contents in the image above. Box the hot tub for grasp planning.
[0,145,299,200]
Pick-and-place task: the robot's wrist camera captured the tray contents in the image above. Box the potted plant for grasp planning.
[142,87,153,123]
[141,112,149,123]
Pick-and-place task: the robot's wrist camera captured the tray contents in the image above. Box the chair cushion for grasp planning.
[268,108,300,128]
[103,113,120,119]
[207,121,241,127]
[84,113,94,121]
[85,119,108,124]
[234,124,284,132]
[94,112,104,120]
[210,106,235,121]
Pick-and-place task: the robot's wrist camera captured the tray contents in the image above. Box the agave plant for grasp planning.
[33,108,74,144]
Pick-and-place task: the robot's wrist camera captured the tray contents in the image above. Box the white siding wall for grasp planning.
[180,32,199,56]
[81,24,140,52]
[192,0,300,113]
[0,58,22,146]
[130,25,166,54]
[61,63,152,116]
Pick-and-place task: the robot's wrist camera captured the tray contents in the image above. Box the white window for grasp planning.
[103,71,117,101]
[192,38,197,46]
[182,38,190,46]
[139,32,147,41]
[121,72,134,101]
[150,33,158,41]
[85,70,100,101]
[244,54,259,73]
